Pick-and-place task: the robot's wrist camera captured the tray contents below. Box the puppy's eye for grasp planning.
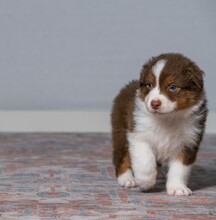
[168,84,178,91]
[146,83,153,90]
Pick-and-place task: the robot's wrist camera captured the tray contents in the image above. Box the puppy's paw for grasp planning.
[136,177,156,191]
[167,184,192,196]
[135,171,157,191]
[118,170,137,188]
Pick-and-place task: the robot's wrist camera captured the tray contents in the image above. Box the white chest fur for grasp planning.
[127,93,203,163]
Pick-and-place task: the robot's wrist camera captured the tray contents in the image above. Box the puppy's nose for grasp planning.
[151,99,161,110]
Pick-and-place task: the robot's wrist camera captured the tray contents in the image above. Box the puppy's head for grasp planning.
[139,53,204,114]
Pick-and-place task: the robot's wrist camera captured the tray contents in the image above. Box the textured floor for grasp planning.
[0,133,215,219]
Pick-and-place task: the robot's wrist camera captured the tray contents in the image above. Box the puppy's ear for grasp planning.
[186,63,204,90]
[139,63,149,87]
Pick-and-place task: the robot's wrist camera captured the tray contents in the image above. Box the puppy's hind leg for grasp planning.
[117,153,137,188]
[112,129,137,188]
[118,169,137,188]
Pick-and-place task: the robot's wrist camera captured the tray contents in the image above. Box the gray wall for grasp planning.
[0,0,215,111]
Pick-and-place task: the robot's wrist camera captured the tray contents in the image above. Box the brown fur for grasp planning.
[111,80,139,176]
[140,71,156,101]
[177,146,198,165]
[178,99,208,165]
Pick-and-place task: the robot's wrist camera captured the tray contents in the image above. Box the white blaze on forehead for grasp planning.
[144,58,176,113]
[152,59,167,87]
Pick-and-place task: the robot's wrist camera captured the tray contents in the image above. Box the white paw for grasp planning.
[167,184,192,196]
[135,171,157,191]
[118,170,137,188]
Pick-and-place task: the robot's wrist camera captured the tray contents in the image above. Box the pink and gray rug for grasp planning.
[0,133,215,219]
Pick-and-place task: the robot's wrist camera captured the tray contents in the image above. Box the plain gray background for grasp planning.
[0,0,215,111]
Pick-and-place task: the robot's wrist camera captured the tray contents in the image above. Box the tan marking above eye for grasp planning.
[159,74,175,89]
[143,72,156,86]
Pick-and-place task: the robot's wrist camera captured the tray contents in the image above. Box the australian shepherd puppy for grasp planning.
[111,53,208,196]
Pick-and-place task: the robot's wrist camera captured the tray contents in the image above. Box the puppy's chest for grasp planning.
[132,114,195,161]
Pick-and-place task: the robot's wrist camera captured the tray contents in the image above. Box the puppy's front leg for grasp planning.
[129,137,157,191]
[166,160,192,196]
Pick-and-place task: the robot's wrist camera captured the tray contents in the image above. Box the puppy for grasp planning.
[111,53,208,196]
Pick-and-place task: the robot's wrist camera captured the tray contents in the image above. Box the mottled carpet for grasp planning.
[0,133,215,219]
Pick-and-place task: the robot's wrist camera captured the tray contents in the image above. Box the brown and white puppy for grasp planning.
[111,53,208,196]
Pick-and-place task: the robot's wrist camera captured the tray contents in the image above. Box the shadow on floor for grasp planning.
[189,164,216,191]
